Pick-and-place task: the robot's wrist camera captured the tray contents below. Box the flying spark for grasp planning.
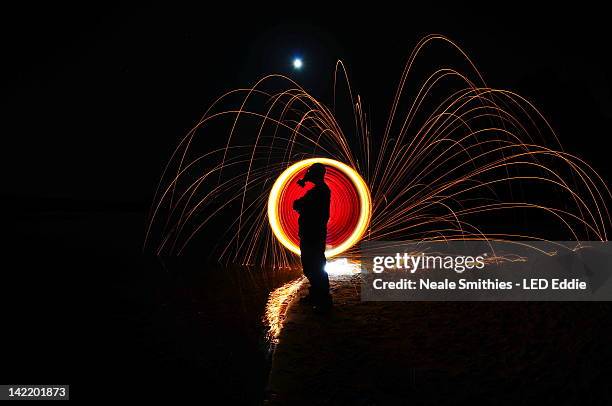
[145,34,611,268]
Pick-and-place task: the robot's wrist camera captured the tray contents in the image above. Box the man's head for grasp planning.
[298,163,326,186]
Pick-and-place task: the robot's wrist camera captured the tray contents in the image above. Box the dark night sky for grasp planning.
[2,4,611,207]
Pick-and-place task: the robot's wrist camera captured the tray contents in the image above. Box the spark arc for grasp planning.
[267,158,372,257]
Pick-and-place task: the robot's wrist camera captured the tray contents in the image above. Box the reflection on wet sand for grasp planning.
[263,277,305,344]
[263,258,361,344]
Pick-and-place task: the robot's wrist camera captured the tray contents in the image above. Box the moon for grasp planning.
[292,57,303,70]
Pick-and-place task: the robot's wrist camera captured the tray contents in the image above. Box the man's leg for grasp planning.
[310,245,331,306]
[300,244,319,297]
[301,241,331,307]
[317,251,330,296]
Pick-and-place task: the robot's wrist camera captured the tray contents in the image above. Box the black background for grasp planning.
[1,3,611,401]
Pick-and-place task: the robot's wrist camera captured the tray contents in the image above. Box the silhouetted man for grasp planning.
[293,163,332,310]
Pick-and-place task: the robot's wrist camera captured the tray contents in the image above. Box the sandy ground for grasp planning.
[266,274,612,405]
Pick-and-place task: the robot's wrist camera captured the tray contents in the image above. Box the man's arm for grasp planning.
[293,197,304,212]
[293,189,314,212]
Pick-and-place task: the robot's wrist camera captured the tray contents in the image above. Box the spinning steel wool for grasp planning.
[145,34,611,268]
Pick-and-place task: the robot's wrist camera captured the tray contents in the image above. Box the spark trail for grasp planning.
[145,34,611,268]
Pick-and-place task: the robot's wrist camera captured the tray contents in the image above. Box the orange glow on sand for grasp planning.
[263,277,306,344]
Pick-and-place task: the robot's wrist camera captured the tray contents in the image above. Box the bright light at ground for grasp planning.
[325,258,360,275]
[292,58,303,69]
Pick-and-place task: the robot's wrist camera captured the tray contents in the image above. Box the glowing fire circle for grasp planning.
[268,158,372,257]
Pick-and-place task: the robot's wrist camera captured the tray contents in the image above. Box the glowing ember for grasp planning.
[263,277,305,344]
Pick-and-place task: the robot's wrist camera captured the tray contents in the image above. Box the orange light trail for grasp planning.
[145,34,611,266]
[267,157,372,257]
